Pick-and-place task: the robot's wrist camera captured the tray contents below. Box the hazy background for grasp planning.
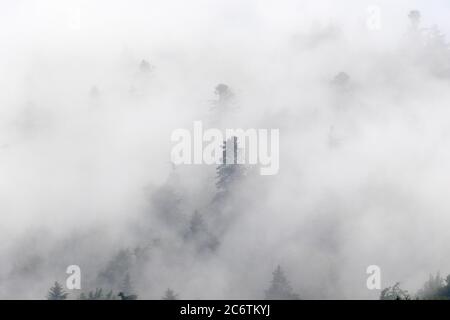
[1,0,450,299]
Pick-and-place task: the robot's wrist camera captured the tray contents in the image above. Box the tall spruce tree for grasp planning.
[265,266,300,300]
[215,137,244,196]
[47,281,68,300]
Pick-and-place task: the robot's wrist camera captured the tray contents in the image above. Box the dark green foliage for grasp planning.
[47,281,68,300]
[265,266,300,300]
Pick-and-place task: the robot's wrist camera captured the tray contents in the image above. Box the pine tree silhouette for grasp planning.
[47,281,68,300]
[215,137,244,195]
[265,266,300,300]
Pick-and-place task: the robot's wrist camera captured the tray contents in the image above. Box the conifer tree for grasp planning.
[47,281,68,300]
[265,266,300,300]
[215,137,244,196]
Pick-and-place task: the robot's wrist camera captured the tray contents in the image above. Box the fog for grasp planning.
[1,0,450,299]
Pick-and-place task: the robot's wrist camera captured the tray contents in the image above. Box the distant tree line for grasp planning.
[381,272,450,300]
[46,265,300,300]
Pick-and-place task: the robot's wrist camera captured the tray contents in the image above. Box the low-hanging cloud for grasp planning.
[1,0,450,299]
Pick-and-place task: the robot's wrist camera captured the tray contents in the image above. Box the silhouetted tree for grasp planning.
[215,137,245,195]
[380,282,410,300]
[435,275,450,299]
[47,281,68,300]
[265,266,300,300]
[417,272,445,299]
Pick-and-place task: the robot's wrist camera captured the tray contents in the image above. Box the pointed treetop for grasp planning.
[47,281,68,300]
[265,265,300,300]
